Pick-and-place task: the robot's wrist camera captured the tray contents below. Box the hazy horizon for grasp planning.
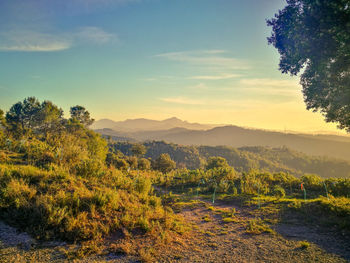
[0,0,346,135]
[93,116,350,136]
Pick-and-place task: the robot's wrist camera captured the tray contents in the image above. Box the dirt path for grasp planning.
[1,197,349,262]
[156,198,349,263]
[0,221,67,263]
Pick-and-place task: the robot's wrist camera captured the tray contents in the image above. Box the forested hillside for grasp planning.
[110,141,350,178]
[96,124,350,161]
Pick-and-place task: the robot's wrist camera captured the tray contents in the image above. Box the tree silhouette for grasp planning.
[267,0,350,131]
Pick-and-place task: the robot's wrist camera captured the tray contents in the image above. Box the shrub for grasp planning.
[301,174,323,191]
[152,154,176,173]
[326,178,350,197]
[138,158,151,170]
[75,159,104,178]
[106,153,129,170]
[271,185,286,199]
[206,156,229,170]
[126,156,138,169]
[245,218,275,235]
[19,139,55,167]
[299,241,310,249]
[134,176,152,196]
[0,164,184,244]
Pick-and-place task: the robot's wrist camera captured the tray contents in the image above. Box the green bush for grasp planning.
[271,185,286,198]
[325,178,350,197]
[301,174,323,191]
[106,153,129,170]
[138,158,151,170]
[19,139,55,167]
[126,156,138,169]
[75,159,104,178]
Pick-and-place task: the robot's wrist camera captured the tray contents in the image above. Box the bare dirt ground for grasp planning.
[1,197,349,263]
[156,198,349,263]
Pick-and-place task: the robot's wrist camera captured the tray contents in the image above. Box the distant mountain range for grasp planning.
[93,117,350,161]
[91,117,216,132]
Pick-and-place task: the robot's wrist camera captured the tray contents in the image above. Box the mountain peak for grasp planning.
[163,117,183,123]
[91,117,216,132]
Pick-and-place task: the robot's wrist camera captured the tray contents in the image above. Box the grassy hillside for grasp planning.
[0,98,186,260]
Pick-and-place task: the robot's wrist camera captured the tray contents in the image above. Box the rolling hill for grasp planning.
[94,118,350,161]
[110,141,350,178]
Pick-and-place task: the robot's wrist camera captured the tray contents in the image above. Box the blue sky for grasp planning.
[0,0,344,133]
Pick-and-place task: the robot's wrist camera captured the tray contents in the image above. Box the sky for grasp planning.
[0,0,346,134]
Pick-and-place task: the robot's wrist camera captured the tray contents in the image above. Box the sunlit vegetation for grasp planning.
[299,241,310,250]
[0,97,349,261]
[0,98,186,260]
[111,141,350,178]
[153,162,350,232]
[245,218,275,235]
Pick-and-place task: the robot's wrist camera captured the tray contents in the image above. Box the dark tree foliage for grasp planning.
[111,141,203,170]
[138,158,151,170]
[70,105,94,127]
[36,101,64,136]
[152,153,176,173]
[5,97,63,137]
[6,97,41,136]
[5,97,64,138]
[0,109,5,127]
[206,156,229,170]
[0,109,5,147]
[106,152,129,170]
[267,0,350,131]
[126,156,138,169]
[131,143,147,157]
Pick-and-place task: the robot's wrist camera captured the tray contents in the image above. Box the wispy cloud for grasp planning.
[141,76,176,82]
[74,26,117,44]
[155,50,250,70]
[158,96,286,109]
[245,87,300,96]
[240,78,299,88]
[0,31,70,52]
[188,83,209,90]
[189,73,241,80]
[0,27,117,52]
[240,78,300,96]
[201,49,226,54]
[159,97,206,105]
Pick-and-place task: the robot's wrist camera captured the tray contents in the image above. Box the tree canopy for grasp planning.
[131,143,147,157]
[152,153,176,173]
[0,109,5,127]
[70,105,94,127]
[1,97,106,170]
[267,0,350,131]
[5,97,64,137]
[206,156,229,170]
